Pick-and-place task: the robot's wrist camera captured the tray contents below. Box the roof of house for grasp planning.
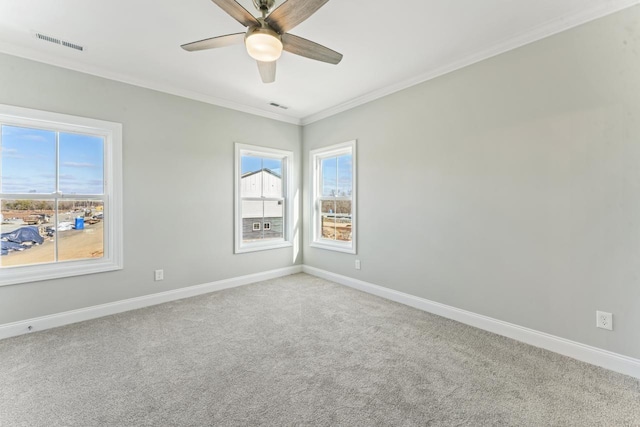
[241,168,281,179]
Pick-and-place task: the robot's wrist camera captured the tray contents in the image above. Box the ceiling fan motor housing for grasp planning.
[253,0,275,13]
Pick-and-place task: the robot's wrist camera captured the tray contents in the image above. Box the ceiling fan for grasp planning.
[181,0,343,83]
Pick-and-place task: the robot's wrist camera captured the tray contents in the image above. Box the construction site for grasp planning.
[1,204,104,267]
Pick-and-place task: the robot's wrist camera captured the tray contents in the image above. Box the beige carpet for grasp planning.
[1,273,639,426]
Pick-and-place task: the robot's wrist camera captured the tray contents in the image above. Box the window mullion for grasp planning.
[54,131,59,262]
[0,124,3,192]
[335,156,339,197]
[55,131,60,193]
[53,199,59,263]
[260,157,264,240]
[317,157,322,239]
[0,193,57,200]
[58,194,106,200]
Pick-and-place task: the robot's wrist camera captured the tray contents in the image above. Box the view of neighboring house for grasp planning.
[240,168,283,241]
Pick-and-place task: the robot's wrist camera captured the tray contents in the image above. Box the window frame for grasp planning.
[0,104,123,286]
[309,140,357,254]
[234,143,293,254]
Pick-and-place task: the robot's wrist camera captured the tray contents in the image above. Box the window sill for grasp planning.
[0,258,123,287]
[235,241,293,254]
[310,241,355,254]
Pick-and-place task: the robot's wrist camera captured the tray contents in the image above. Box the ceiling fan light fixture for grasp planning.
[245,27,282,62]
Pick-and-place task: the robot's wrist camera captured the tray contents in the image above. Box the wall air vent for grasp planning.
[35,32,85,52]
[269,102,289,110]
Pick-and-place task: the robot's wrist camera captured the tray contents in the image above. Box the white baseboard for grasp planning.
[302,265,640,380]
[0,265,302,341]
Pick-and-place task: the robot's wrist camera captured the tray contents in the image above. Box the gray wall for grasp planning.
[303,7,640,359]
[0,53,302,324]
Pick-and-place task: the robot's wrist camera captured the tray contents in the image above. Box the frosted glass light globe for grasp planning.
[245,29,283,62]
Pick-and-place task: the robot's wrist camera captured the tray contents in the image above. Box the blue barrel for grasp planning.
[75,217,85,230]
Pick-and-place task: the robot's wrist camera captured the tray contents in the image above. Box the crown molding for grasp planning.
[301,0,640,126]
[0,42,302,126]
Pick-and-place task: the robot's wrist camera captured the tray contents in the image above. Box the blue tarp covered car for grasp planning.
[1,226,44,256]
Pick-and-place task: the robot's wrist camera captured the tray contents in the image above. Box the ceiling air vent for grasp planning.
[61,40,84,52]
[269,102,288,110]
[35,32,85,52]
[36,33,61,44]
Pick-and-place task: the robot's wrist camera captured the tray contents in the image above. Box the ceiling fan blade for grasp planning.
[265,0,329,34]
[257,61,276,83]
[181,33,245,52]
[211,0,260,28]
[282,33,342,65]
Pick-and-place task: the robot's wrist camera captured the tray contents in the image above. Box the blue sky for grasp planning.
[1,125,104,195]
[322,154,352,196]
[241,155,282,176]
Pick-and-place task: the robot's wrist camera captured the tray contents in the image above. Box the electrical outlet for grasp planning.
[355,260,361,270]
[154,269,164,281]
[596,311,613,331]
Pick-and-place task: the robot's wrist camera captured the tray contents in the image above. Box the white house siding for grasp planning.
[240,170,284,241]
[240,170,282,199]
[241,200,283,219]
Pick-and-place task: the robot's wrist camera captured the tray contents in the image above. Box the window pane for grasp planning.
[59,133,104,195]
[263,200,283,239]
[240,155,262,197]
[262,158,283,198]
[321,200,336,240]
[320,199,352,242]
[57,200,104,261]
[335,200,352,242]
[337,154,352,197]
[241,199,283,242]
[321,157,337,197]
[242,199,264,242]
[1,125,56,194]
[1,199,54,267]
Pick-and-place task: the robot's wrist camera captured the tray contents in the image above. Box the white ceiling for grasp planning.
[0,0,637,124]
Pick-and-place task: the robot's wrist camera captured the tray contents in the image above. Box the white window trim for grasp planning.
[309,140,356,254]
[0,104,123,286]
[252,222,261,231]
[234,143,293,254]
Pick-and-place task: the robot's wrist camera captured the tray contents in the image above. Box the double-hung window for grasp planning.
[310,140,356,253]
[0,104,123,286]
[234,143,293,253]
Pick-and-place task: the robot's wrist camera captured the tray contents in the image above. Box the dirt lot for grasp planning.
[1,221,103,267]
[322,218,352,241]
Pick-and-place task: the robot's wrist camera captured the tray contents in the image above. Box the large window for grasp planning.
[310,140,356,253]
[0,104,122,286]
[234,143,293,253]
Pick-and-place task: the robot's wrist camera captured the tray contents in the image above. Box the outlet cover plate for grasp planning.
[596,311,613,331]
